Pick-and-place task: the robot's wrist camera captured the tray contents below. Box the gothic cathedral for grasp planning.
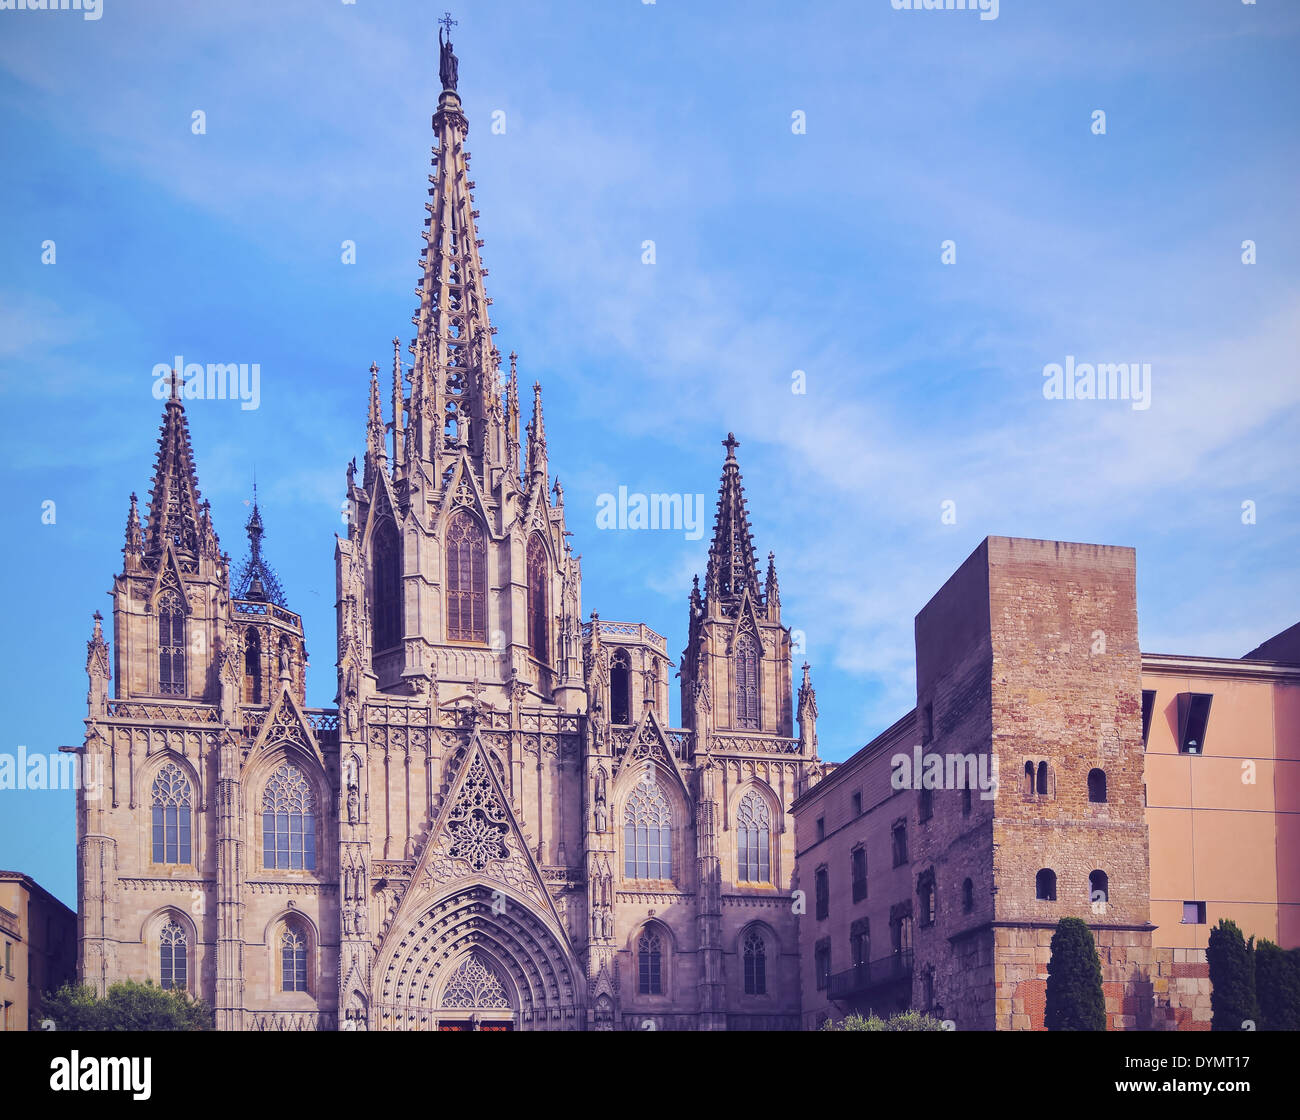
[75,32,824,1031]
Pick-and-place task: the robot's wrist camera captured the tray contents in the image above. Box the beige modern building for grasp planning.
[794,536,1299,1031]
[0,871,76,1030]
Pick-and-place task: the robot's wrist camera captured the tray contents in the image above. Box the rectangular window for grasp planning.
[892,821,908,867]
[851,791,862,817]
[816,816,825,842]
[1182,901,1207,925]
[851,847,867,902]
[1141,689,1157,748]
[922,702,934,745]
[815,941,831,991]
[3,942,10,978]
[1177,693,1213,754]
[815,867,829,921]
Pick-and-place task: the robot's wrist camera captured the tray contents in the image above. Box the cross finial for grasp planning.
[722,432,740,459]
[439,11,457,35]
[168,368,183,401]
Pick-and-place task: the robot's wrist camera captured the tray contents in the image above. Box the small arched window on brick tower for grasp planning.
[1089,869,1109,909]
[1088,768,1107,803]
[157,588,187,696]
[526,535,549,665]
[610,649,631,724]
[445,510,487,643]
[372,519,402,653]
[1035,868,1057,901]
[1036,761,1050,798]
[734,631,760,729]
[1023,761,1034,797]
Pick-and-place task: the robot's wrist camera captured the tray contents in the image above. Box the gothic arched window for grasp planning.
[610,649,631,724]
[743,929,767,996]
[262,763,317,871]
[736,789,772,883]
[624,783,672,881]
[151,762,192,865]
[159,919,187,991]
[527,535,549,664]
[1088,768,1107,803]
[445,511,487,643]
[243,627,262,705]
[372,520,402,653]
[281,923,308,992]
[158,588,187,695]
[637,930,663,995]
[735,631,760,729]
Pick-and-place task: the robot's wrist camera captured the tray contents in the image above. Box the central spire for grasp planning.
[405,22,503,482]
[704,433,762,608]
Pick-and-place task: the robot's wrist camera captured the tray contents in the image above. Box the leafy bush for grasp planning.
[820,1010,948,1031]
[41,980,212,1031]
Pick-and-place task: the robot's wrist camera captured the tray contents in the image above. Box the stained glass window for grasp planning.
[151,762,192,864]
[263,764,316,870]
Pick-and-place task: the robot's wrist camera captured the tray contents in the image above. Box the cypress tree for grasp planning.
[1254,939,1300,1031]
[1045,917,1107,1031]
[1207,919,1258,1031]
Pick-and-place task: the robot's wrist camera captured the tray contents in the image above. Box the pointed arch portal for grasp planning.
[374,885,582,1031]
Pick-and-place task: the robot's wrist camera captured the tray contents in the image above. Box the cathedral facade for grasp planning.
[74,34,823,1031]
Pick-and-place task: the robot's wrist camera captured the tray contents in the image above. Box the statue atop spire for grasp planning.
[438,13,459,91]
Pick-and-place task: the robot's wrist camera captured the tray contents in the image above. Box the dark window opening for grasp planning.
[1177,692,1213,754]
[815,866,829,921]
[1035,868,1057,901]
[851,847,867,902]
[1087,768,1107,803]
[610,650,631,724]
[1141,689,1157,748]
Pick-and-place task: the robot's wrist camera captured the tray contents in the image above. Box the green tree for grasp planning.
[1207,919,1258,1031]
[820,1010,948,1031]
[1044,917,1107,1031]
[1253,939,1300,1032]
[42,980,212,1031]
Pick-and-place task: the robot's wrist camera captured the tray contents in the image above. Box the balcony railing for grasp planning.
[827,950,913,1001]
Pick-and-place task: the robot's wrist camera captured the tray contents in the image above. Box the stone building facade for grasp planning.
[0,871,76,1031]
[73,33,822,1031]
[793,536,1300,1031]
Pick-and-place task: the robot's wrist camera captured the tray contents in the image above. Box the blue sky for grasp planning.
[1,0,1297,907]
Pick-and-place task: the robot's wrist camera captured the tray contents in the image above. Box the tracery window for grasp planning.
[157,588,186,695]
[445,511,487,643]
[624,783,672,881]
[736,789,771,883]
[637,931,663,995]
[442,953,510,1009]
[281,925,308,992]
[372,520,401,653]
[262,764,316,870]
[159,919,187,991]
[151,762,192,865]
[734,631,760,729]
[743,930,767,996]
[527,535,549,664]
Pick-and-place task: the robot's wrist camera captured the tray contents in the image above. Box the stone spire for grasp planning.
[124,491,143,561]
[704,433,761,608]
[797,661,819,755]
[526,381,548,482]
[409,28,500,480]
[143,371,218,561]
[765,550,781,619]
[391,337,405,478]
[232,484,287,607]
[365,361,386,483]
[506,351,521,478]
